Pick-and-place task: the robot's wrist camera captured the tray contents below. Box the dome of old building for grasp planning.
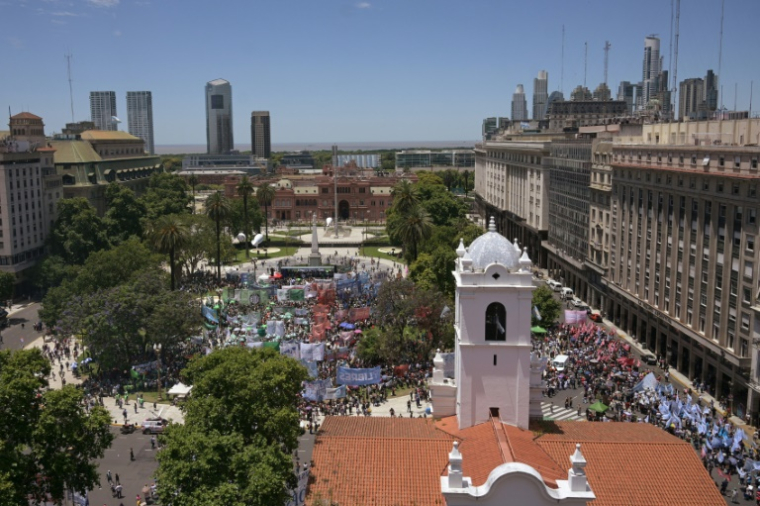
[466,217,519,270]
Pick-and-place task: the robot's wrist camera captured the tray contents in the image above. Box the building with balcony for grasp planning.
[473,140,556,265]
[0,113,62,277]
[545,139,592,299]
[605,118,760,419]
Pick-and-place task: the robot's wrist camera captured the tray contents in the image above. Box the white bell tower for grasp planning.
[452,218,535,430]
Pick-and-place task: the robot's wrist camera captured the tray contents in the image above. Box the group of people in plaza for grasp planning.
[535,319,760,501]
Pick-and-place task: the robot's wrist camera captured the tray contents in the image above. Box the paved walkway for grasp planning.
[541,401,586,422]
[303,393,434,429]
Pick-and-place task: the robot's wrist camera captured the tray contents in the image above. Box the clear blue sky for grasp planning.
[3,0,759,145]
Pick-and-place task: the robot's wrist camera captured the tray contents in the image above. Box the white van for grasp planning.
[142,419,167,435]
[547,280,562,291]
[552,354,570,371]
[561,287,574,299]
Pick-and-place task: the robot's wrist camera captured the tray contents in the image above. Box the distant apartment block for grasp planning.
[250,111,271,159]
[126,91,155,154]
[205,79,233,155]
[396,150,475,170]
[90,91,117,131]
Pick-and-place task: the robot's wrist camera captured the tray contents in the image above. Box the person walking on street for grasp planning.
[106,469,112,485]
[130,447,134,461]
[115,473,120,485]
[151,436,156,449]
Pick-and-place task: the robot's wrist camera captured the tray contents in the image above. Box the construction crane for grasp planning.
[603,41,611,86]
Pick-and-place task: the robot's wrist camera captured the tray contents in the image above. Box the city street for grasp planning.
[0,301,42,351]
[87,427,160,506]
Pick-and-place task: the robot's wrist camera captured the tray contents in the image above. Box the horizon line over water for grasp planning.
[155,140,479,155]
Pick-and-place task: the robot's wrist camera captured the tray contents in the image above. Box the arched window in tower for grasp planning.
[485,302,507,341]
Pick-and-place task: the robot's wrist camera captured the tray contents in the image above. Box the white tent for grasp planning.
[167,382,193,396]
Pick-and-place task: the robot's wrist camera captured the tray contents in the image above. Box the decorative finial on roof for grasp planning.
[488,216,496,232]
[568,443,589,492]
[448,441,464,488]
[513,238,521,255]
[456,238,466,258]
[519,246,532,272]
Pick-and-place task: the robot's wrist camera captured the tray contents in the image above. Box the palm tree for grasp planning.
[236,176,254,258]
[394,204,432,262]
[187,174,199,214]
[204,191,231,283]
[390,180,419,215]
[149,214,189,290]
[256,182,275,240]
[461,170,472,196]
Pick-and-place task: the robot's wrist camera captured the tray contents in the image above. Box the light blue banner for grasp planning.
[336,366,382,386]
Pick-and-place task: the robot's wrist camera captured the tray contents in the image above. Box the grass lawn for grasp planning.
[135,389,173,406]
[361,246,404,263]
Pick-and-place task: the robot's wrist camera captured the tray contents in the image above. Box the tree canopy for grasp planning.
[140,172,191,222]
[104,183,147,243]
[155,348,306,506]
[0,348,113,505]
[532,285,562,327]
[48,198,110,265]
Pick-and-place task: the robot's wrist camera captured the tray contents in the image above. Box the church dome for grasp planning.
[467,217,519,270]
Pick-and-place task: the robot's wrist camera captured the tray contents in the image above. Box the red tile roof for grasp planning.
[536,422,724,506]
[11,112,42,120]
[307,417,723,506]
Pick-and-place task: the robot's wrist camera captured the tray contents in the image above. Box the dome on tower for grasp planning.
[466,217,519,270]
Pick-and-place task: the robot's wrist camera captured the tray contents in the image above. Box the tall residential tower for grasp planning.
[250,111,271,159]
[89,91,117,131]
[126,91,154,154]
[532,71,549,120]
[205,79,234,154]
[511,85,528,122]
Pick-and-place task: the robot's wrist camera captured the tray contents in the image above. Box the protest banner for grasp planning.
[336,366,382,386]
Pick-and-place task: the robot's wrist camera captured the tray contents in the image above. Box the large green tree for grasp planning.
[532,285,562,327]
[0,348,113,505]
[390,179,419,215]
[204,192,232,283]
[155,348,307,506]
[0,271,15,302]
[391,204,433,262]
[48,198,110,265]
[236,176,255,258]
[187,174,200,214]
[149,214,189,290]
[141,172,191,222]
[104,183,147,243]
[256,183,275,239]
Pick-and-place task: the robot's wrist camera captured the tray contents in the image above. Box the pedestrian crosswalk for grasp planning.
[541,401,586,422]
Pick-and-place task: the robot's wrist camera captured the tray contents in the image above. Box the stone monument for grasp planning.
[308,213,323,266]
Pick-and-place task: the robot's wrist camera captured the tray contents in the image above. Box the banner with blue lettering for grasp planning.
[336,366,382,386]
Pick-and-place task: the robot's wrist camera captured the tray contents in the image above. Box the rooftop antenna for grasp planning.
[750,81,754,118]
[668,0,674,79]
[734,83,738,111]
[718,0,725,112]
[603,41,611,86]
[65,53,75,123]
[560,25,565,93]
[671,0,680,120]
[583,41,588,88]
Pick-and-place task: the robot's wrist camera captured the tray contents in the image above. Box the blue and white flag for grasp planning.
[303,379,331,401]
[300,359,318,379]
[324,385,347,400]
[336,366,382,386]
[280,341,300,360]
[202,305,218,323]
[533,306,542,321]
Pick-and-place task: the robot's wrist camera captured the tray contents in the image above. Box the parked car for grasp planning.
[641,352,657,366]
[589,310,604,322]
[142,418,168,435]
[560,287,574,299]
[547,280,562,291]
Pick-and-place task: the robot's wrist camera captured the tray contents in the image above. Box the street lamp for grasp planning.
[153,343,163,401]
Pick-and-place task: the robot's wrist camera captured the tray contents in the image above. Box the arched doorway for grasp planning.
[339,200,350,220]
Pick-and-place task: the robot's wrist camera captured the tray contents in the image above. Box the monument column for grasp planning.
[309,213,322,266]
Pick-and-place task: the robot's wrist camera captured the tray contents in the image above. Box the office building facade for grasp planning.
[545,139,592,298]
[396,150,474,170]
[679,78,705,121]
[89,91,117,131]
[126,91,154,154]
[641,36,662,108]
[617,81,636,114]
[250,111,271,159]
[511,85,528,122]
[205,79,234,155]
[532,71,549,120]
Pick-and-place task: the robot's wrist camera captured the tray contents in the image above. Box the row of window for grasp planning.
[614,150,759,170]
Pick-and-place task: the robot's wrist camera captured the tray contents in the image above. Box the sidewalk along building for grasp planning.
[305,222,722,506]
[605,118,760,422]
[224,164,416,224]
[49,130,161,215]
